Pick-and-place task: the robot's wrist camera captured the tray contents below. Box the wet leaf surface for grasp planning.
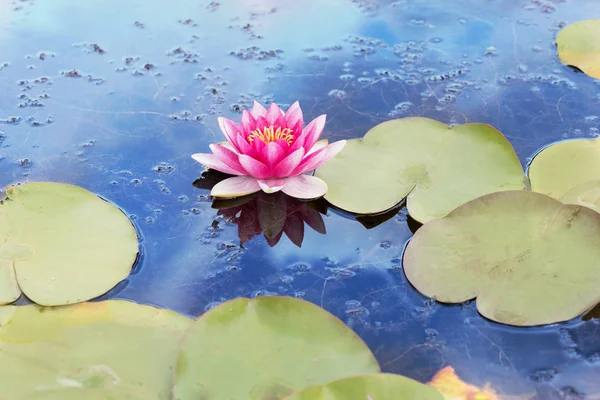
[0,182,138,306]
[0,301,191,399]
[283,373,444,400]
[315,117,525,222]
[556,20,600,79]
[172,296,379,399]
[404,190,600,326]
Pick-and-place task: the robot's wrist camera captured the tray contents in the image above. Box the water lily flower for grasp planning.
[192,101,346,199]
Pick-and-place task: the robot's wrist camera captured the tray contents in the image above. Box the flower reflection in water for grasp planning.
[194,170,327,248]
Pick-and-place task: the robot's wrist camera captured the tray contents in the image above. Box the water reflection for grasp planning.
[194,170,327,248]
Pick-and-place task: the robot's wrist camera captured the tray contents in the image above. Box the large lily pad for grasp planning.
[0,300,191,399]
[20,387,156,400]
[528,138,600,200]
[556,19,600,79]
[315,117,525,223]
[561,180,600,213]
[282,373,444,400]
[0,182,139,306]
[403,190,600,326]
[172,296,379,399]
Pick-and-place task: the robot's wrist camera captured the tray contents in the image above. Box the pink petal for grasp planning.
[191,153,245,176]
[257,178,288,193]
[250,100,268,118]
[236,135,258,158]
[239,154,271,179]
[281,175,328,199]
[218,117,242,152]
[300,114,326,151]
[211,176,261,198]
[292,140,346,175]
[275,139,291,150]
[306,139,328,156]
[274,148,305,178]
[209,144,246,174]
[266,103,284,126]
[252,137,266,154]
[284,101,303,127]
[262,142,286,169]
[240,110,257,132]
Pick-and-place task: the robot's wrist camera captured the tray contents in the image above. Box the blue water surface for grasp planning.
[1,0,600,397]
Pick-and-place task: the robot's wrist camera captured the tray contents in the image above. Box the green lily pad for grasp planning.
[0,300,191,399]
[403,190,600,326]
[282,373,444,400]
[172,296,380,400]
[20,387,156,400]
[528,138,600,200]
[315,117,525,223]
[556,19,600,79]
[561,180,600,213]
[0,182,139,306]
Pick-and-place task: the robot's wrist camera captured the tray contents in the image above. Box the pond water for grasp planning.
[1,0,600,397]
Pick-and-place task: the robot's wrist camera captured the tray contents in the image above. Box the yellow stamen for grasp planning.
[247,126,294,145]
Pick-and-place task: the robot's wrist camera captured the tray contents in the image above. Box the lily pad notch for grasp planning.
[315,117,525,223]
[0,182,139,306]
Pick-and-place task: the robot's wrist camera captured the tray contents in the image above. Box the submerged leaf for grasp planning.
[403,190,600,326]
[283,373,444,400]
[528,138,600,201]
[556,19,600,79]
[0,300,191,399]
[427,366,499,400]
[315,117,524,223]
[172,296,379,399]
[0,182,139,306]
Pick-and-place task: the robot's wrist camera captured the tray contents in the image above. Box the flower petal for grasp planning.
[211,176,261,198]
[292,140,346,175]
[274,148,305,178]
[240,110,257,132]
[306,139,328,156]
[281,175,328,199]
[218,117,242,151]
[284,101,303,128]
[300,114,327,151]
[266,103,284,126]
[191,153,245,176]
[257,178,288,193]
[262,142,286,170]
[209,143,246,174]
[250,100,268,118]
[239,154,271,179]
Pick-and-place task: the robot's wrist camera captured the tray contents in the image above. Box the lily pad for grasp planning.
[282,373,444,400]
[561,180,600,213]
[0,182,139,306]
[20,387,156,400]
[172,296,380,399]
[403,190,600,326]
[528,138,600,200]
[0,300,191,399]
[315,117,525,223]
[556,19,600,79]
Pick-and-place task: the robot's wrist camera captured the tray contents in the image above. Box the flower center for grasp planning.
[247,126,294,145]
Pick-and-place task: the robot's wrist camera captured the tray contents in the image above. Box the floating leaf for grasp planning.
[20,387,155,400]
[172,296,379,399]
[403,190,600,326]
[427,366,499,400]
[0,300,191,399]
[556,19,600,79]
[561,180,600,213]
[0,182,138,306]
[315,117,524,223]
[528,138,600,201]
[282,373,444,400]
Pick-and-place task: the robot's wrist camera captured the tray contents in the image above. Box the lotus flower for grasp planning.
[192,101,346,199]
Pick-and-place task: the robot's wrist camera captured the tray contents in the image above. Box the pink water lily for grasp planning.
[192,101,346,199]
